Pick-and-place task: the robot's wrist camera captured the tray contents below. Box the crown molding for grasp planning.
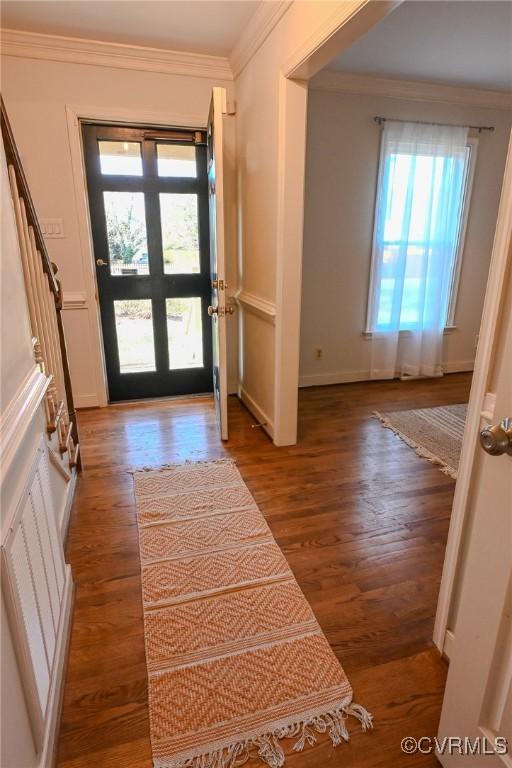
[0,28,233,81]
[229,0,292,79]
[311,70,512,111]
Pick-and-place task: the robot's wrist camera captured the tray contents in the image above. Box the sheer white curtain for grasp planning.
[369,120,469,379]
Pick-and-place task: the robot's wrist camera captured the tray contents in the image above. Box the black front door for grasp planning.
[82,123,213,401]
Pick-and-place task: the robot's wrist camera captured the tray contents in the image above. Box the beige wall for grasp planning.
[1,134,42,768]
[300,88,511,385]
[1,139,34,411]
[235,2,374,437]
[1,54,236,406]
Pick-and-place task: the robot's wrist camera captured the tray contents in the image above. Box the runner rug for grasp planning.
[374,403,467,479]
[133,459,372,768]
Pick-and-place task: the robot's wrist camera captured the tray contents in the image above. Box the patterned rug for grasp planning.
[133,459,371,768]
[374,403,467,479]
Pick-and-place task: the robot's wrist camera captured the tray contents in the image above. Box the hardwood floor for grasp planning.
[57,373,472,768]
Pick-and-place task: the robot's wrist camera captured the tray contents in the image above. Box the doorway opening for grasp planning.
[296,0,511,654]
[82,123,213,402]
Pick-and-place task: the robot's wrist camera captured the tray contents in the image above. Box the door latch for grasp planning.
[479,417,512,456]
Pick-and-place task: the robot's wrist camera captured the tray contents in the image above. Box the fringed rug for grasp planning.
[374,403,467,479]
[133,459,371,768]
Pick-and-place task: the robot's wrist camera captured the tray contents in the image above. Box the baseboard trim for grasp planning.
[39,566,74,768]
[59,470,77,544]
[75,392,100,408]
[48,445,71,482]
[443,360,475,374]
[299,370,370,387]
[300,363,474,388]
[442,628,455,661]
[238,387,274,439]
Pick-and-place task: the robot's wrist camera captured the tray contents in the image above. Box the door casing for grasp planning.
[65,104,213,408]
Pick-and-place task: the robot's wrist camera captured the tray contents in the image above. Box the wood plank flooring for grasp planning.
[57,373,471,768]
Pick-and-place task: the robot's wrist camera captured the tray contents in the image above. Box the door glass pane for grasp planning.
[160,194,200,274]
[157,144,196,177]
[166,298,203,369]
[98,141,142,175]
[103,192,149,275]
[114,300,155,373]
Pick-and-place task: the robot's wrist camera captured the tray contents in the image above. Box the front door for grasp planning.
[207,87,229,440]
[82,123,213,401]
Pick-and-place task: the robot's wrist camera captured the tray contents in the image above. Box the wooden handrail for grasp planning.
[1,97,59,296]
[2,97,81,471]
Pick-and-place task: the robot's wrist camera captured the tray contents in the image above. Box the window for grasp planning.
[366,124,476,334]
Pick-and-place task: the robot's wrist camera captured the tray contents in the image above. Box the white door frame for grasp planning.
[272,0,400,445]
[64,103,208,408]
[433,131,512,652]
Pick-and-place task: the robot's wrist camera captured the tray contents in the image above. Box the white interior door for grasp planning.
[437,152,512,766]
[207,87,228,440]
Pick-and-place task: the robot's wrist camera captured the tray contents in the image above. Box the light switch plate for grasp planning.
[40,218,65,238]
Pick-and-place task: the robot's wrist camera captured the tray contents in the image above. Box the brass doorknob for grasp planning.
[96,259,107,267]
[226,305,235,315]
[207,305,218,316]
[479,418,512,456]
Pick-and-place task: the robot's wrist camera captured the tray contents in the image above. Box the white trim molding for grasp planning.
[39,567,74,768]
[0,28,233,81]
[299,361,475,388]
[283,1,398,80]
[442,628,455,661]
[311,70,512,111]
[62,291,87,311]
[299,370,371,388]
[433,130,512,651]
[238,386,274,439]
[230,1,292,78]
[442,360,475,374]
[235,291,276,324]
[0,365,50,478]
[74,393,102,409]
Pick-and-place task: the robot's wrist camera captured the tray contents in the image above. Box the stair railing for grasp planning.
[2,98,80,470]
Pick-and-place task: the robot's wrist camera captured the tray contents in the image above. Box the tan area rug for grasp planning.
[133,459,371,768]
[374,403,467,479]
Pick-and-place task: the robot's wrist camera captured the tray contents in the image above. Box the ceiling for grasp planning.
[0,0,261,56]
[327,0,512,91]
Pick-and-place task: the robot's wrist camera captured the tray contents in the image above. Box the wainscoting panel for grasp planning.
[1,438,67,748]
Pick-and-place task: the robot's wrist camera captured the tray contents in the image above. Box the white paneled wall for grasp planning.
[2,437,67,748]
[1,119,75,768]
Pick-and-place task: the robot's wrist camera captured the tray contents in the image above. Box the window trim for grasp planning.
[364,134,478,335]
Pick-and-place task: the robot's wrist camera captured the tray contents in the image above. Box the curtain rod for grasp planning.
[374,116,495,133]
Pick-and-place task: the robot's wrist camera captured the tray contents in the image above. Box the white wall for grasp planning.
[1,136,41,768]
[235,1,377,440]
[1,140,34,410]
[1,53,236,406]
[1,128,77,768]
[300,88,512,386]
